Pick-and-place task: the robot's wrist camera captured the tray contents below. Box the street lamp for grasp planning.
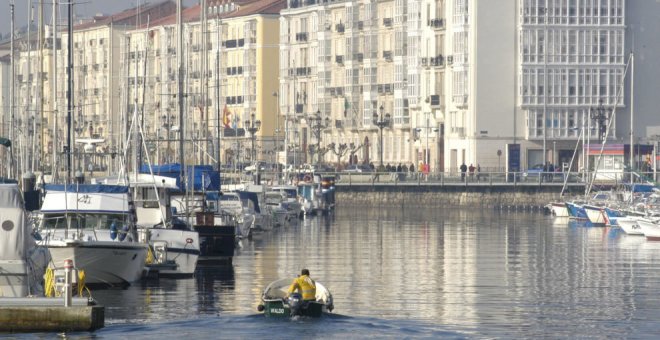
[309,109,330,166]
[590,99,611,143]
[415,112,438,172]
[372,105,391,167]
[244,112,261,163]
[273,92,280,165]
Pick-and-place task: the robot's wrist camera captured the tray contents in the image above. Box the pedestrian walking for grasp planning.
[460,163,468,182]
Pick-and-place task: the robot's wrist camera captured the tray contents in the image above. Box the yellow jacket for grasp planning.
[288,274,316,301]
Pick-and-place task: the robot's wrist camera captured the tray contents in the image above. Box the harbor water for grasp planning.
[20,207,660,338]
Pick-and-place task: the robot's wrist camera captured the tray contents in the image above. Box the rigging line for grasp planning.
[585,53,632,196]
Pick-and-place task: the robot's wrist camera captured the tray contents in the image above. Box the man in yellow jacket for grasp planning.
[287,269,317,301]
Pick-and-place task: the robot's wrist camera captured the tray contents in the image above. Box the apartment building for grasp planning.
[125,0,284,167]
[281,0,659,172]
[0,1,176,177]
[281,0,413,168]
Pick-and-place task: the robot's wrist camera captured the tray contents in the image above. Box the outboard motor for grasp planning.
[287,293,303,316]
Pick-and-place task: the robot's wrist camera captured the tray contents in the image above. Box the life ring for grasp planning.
[303,175,312,183]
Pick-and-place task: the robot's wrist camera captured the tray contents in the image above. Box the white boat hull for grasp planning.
[617,217,644,235]
[550,203,569,217]
[639,218,660,241]
[45,240,148,286]
[0,260,31,297]
[141,228,199,276]
[584,205,607,225]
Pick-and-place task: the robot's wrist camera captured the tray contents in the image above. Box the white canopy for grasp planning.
[41,192,129,214]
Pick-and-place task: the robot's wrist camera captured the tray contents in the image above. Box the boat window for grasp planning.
[41,214,66,229]
[74,213,129,230]
[139,188,160,208]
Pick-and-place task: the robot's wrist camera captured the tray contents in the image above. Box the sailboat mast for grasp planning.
[51,0,58,181]
[8,1,15,179]
[26,2,32,174]
[66,1,73,182]
[630,51,634,183]
[216,21,221,174]
[38,0,44,172]
[177,0,184,175]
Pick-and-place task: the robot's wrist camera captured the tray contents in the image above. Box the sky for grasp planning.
[0,0,196,38]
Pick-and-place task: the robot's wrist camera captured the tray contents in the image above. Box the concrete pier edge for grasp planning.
[0,305,104,333]
[335,184,586,209]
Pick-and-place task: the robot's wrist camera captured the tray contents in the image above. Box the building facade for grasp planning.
[124,0,283,169]
[279,0,658,173]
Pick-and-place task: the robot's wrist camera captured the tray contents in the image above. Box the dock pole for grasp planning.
[64,259,72,307]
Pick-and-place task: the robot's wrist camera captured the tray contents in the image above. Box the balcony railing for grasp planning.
[428,18,444,28]
[295,32,308,42]
[430,55,444,66]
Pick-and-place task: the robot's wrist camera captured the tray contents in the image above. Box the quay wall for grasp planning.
[335,185,585,209]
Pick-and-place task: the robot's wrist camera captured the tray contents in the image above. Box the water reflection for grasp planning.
[75,207,660,338]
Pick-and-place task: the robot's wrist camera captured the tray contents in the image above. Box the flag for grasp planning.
[222,104,231,128]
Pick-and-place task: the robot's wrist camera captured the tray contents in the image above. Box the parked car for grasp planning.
[315,164,337,173]
[244,161,267,173]
[343,164,372,173]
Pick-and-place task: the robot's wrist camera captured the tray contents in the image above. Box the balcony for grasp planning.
[446,55,453,65]
[428,18,444,29]
[384,84,392,94]
[223,39,237,48]
[336,23,345,33]
[430,55,444,66]
[296,67,311,76]
[335,55,344,64]
[295,32,308,42]
[354,53,364,62]
[383,18,393,27]
[383,51,393,61]
[421,57,428,67]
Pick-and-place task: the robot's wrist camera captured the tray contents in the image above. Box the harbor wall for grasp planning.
[335,185,585,209]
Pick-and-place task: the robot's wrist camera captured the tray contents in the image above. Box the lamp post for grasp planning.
[273,92,280,165]
[309,109,330,166]
[416,112,437,172]
[590,99,610,143]
[372,105,391,167]
[244,112,261,163]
